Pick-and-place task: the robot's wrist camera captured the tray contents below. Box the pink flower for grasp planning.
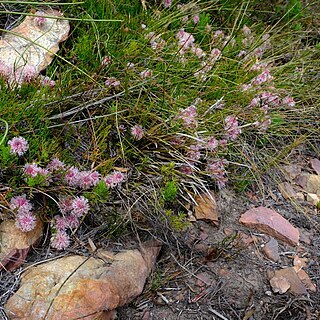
[23,163,40,177]
[105,77,120,87]
[51,231,70,250]
[40,75,56,88]
[113,171,125,184]
[14,65,36,84]
[176,29,195,52]
[101,56,111,67]
[177,105,197,128]
[206,137,219,151]
[242,25,251,36]
[104,174,116,188]
[10,194,33,213]
[224,116,241,141]
[8,136,29,156]
[47,158,65,172]
[164,0,172,8]
[140,69,152,79]
[58,197,73,214]
[282,96,295,107]
[34,11,46,28]
[64,166,80,186]
[71,196,90,217]
[103,171,125,188]
[131,125,144,140]
[255,116,271,132]
[15,211,37,232]
[66,214,80,229]
[186,145,201,164]
[206,159,228,189]
[214,30,224,38]
[53,215,68,232]
[180,165,193,175]
[77,170,100,189]
[251,70,273,86]
[193,15,200,24]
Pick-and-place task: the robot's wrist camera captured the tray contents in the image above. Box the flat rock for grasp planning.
[262,238,280,262]
[5,241,161,319]
[239,206,299,246]
[278,182,297,200]
[283,164,301,180]
[0,9,69,86]
[0,219,43,271]
[270,276,290,294]
[269,267,307,295]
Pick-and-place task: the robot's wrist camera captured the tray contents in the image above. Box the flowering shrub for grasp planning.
[6,137,126,250]
[0,0,306,252]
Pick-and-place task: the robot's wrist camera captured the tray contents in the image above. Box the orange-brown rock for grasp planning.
[5,241,161,319]
[239,207,299,246]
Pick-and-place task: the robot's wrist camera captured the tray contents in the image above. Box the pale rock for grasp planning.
[0,9,69,87]
[306,174,320,195]
[306,193,320,205]
[5,241,161,319]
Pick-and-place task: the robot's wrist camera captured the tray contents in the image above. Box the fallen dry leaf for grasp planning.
[5,241,161,320]
[0,219,43,271]
[194,191,219,226]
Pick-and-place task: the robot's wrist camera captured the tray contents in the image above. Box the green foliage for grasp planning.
[162,180,178,202]
[165,209,189,231]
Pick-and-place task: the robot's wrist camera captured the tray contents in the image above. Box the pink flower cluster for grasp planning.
[224,116,241,140]
[206,159,228,189]
[39,75,56,88]
[10,194,37,232]
[251,70,273,86]
[23,163,50,180]
[104,171,126,188]
[51,195,90,250]
[64,166,100,189]
[176,29,195,54]
[8,136,29,156]
[177,105,197,128]
[194,48,221,81]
